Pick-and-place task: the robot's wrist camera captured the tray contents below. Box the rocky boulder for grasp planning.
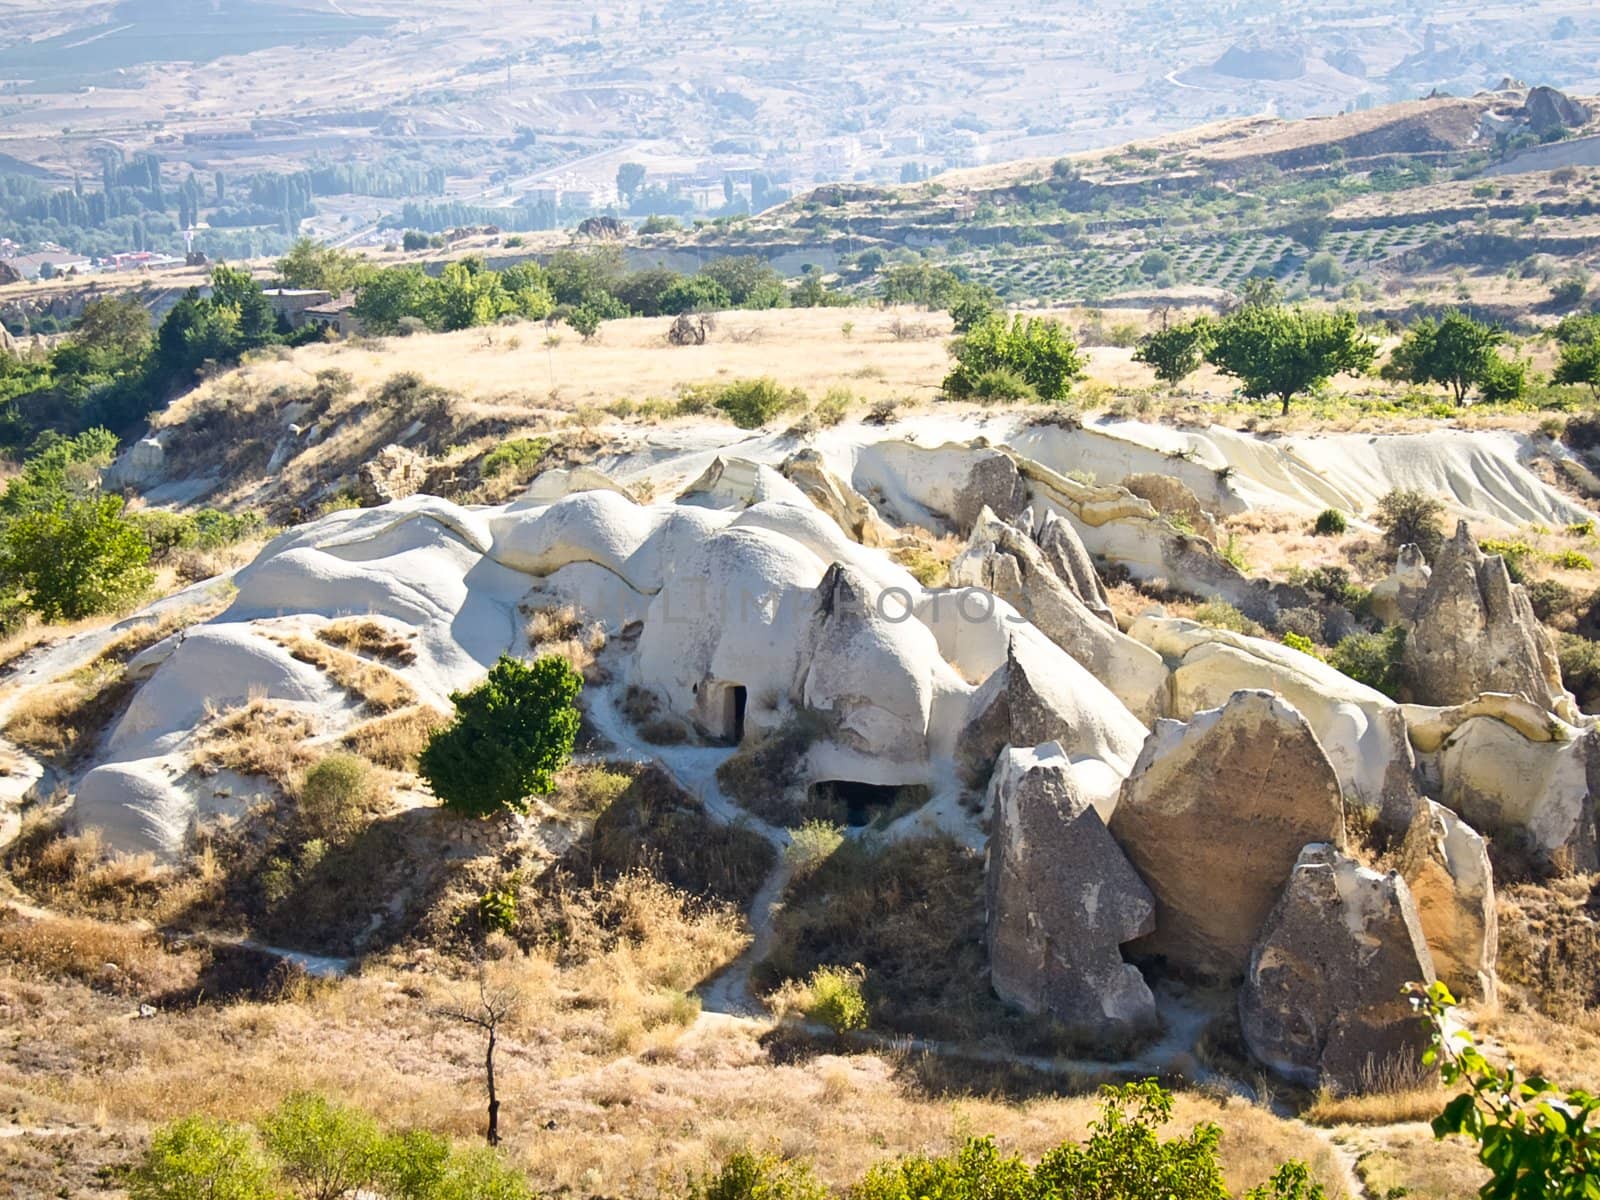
[356,444,431,507]
[1523,86,1590,135]
[955,632,1148,812]
[986,744,1159,1043]
[1241,844,1436,1092]
[1397,799,1498,1002]
[1403,521,1565,711]
[780,449,898,547]
[1121,473,1220,542]
[1034,510,1116,626]
[1369,544,1430,627]
[951,507,1166,722]
[1436,715,1599,874]
[1112,690,1346,981]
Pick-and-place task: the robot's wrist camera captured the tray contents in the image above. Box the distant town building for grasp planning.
[1,251,93,280]
[302,294,363,337]
[265,288,335,326]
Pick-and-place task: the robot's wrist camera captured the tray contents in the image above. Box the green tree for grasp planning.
[659,275,732,315]
[1411,980,1600,1199]
[615,161,647,203]
[566,304,604,341]
[946,283,998,333]
[1553,314,1600,397]
[276,237,372,294]
[1033,1081,1231,1200]
[418,655,582,816]
[261,1092,385,1200]
[1384,310,1510,406]
[435,259,511,331]
[1134,317,1213,386]
[1206,305,1375,415]
[127,1116,278,1200]
[208,265,276,349]
[354,267,440,334]
[701,256,787,308]
[1306,252,1343,292]
[1,492,154,622]
[944,314,1085,403]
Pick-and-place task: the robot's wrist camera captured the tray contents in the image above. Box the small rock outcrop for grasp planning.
[951,508,1166,722]
[1437,716,1600,874]
[1112,690,1346,980]
[0,322,18,355]
[1368,544,1430,627]
[952,449,1029,534]
[1398,800,1498,1002]
[356,444,430,507]
[780,449,897,547]
[1523,86,1590,135]
[986,744,1159,1042]
[1034,510,1116,626]
[1241,844,1435,1092]
[1121,474,1220,542]
[955,633,1148,805]
[1403,521,1564,710]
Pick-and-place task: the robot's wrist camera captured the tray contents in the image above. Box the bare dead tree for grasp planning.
[436,972,520,1146]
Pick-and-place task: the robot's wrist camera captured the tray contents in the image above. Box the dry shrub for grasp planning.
[526,604,607,679]
[340,705,448,771]
[1495,874,1600,1019]
[714,712,835,826]
[191,700,317,789]
[271,635,417,713]
[316,618,418,666]
[892,532,961,587]
[3,823,186,922]
[756,835,1098,1053]
[0,906,196,997]
[619,684,689,744]
[564,763,776,909]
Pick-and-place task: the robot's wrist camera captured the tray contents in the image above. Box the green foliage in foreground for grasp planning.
[1134,317,1213,386]
[1412,981,1600,1199]
[1383,310,1512,406]
[944,314,1085,403]
[418,655,583,817]
[130,1094,530,1200]
[1329,626,1408,699]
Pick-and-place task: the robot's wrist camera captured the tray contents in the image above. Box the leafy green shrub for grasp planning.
[481,437,551,479]
[1329,627,1408,699]
[261,1092,385,1200]
[1192,600,1262,636]
[854,1135,1034,1200]
[944,314,1084,403]
[477,883,518,935]
[1412,980,1599,1200]
[1,493,154,622]
[1557,633,1600,712]
[710,378,806,429]
[805,964,869,1033]
[128,1116,278,1200]
[1281,631,1323,658]
[1312,508,1347,536]
[964,365,1038,404]
[1479,354,1528,404]
[1527,578,1576,622]
[418,655,583,817]
[688,1150,829,1200]
[1374,489,1446,560]
[783,821,845,878]
[1552,549,1594,571]
[298,752,380,839]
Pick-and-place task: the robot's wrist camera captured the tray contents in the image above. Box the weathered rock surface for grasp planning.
[1034,510,1116,626]
[1130,614,1419,823]
[1437,716,1600,874]
[356,444,430,507]
[1399,799,1498,1002]
[1403,521,1565,711]
[780,449,898,547]
[956,634,1148,814]
[1241,844,1436,1092]
[678,456,810,509]
[1112,690,1346,980]
[1121,473,1220,542]
[951,508,1166,722]
[1523,85,1590,135]
[1368,543,1430,627]
[986,744,1158,1042]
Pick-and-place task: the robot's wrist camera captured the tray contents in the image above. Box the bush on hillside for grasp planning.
[297,752,382,840]
[261,1092,386,1200]
[1312,508,1347,536]
[1374,488,1446,561]
[1329,627,1408,699]
[127,1116,278,1200]
[418,655,583,817]
[943,314,1084,403]
[804,964,869,1033]
[711,377,805,428]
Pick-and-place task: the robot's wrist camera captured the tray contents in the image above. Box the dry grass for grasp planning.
[526,604,608,680]
[0,905,197,998]
[191,700,318,790]
[340,704,448,771]
[1495,874,1600,1022]
[1348,1124,1490,1200]
[1305,1083,1448,1127]
[3,601,226,767]
[316,618,418,666]
[270,634,417,714]
[2,822,206,924]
